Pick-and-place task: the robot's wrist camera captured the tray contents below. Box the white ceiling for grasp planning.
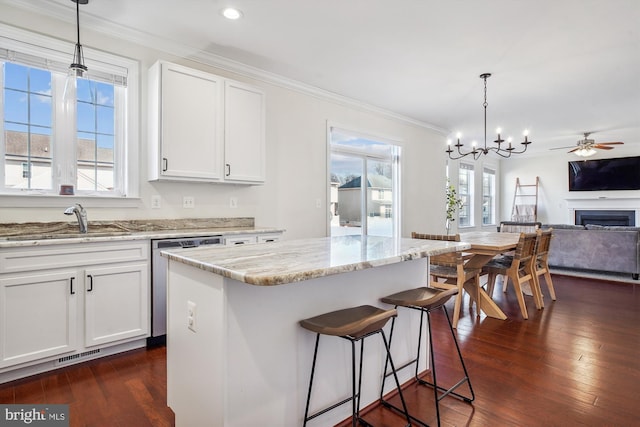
[9,0,640,156]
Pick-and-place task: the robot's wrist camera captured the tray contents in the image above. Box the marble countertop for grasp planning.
[162,235,470,286]
[0,218,284,248]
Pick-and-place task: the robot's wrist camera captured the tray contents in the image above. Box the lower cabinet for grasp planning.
[0,241,150,374]
[0,270,78,368]
[84,263,149,347]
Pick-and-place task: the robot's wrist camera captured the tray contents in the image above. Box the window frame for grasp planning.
[0,23,139,200]
[482,166,496,226]
[327,124,402,238]
[458,162,475,228]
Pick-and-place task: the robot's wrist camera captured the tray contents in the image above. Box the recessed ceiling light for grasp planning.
[222,7,243,20]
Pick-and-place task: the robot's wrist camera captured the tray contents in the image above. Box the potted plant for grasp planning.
[446,180,464,235]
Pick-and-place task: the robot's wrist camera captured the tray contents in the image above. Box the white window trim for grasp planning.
[0,23,139,202]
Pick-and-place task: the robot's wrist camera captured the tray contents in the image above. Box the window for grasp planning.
[482,167,496,225]
[0,24,138,198]
[458,163,474,227]
[329,127,400,237]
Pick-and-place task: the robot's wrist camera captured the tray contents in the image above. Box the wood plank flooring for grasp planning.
[1,274,638,427]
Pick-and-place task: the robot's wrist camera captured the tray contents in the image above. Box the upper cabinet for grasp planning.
[148,61,266,184]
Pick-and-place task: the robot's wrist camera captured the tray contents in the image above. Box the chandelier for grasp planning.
[446,73,532,160]
[69,0,89,77]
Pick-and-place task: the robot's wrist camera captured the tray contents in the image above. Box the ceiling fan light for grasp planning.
[575,147,597,157]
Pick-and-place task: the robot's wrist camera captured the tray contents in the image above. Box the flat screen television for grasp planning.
[568,156,640,191]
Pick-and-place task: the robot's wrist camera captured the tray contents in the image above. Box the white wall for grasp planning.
[500,144,640,225]
[0,5,450,239]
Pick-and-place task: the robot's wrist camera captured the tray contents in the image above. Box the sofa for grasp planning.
[543,224,640,280]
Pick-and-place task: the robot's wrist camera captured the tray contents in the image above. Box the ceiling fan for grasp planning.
[551,132,624,157]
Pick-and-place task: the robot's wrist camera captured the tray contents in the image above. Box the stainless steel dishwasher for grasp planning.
[150,236,222,345]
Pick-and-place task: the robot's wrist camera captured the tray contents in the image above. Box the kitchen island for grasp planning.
[162,235,469,427]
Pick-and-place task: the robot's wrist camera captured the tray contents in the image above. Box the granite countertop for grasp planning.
[0,218,284,248]
[161,234,470,286]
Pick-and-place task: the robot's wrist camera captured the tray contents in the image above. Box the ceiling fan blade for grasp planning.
[593,145,614,150]
[598,141,624,145]
[550,146,577,150]
[567,147,581,153]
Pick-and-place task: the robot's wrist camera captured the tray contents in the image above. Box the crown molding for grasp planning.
[2,0,448,135]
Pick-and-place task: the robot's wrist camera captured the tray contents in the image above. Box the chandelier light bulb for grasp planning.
[447,139,452,146]
[496,127,502,134]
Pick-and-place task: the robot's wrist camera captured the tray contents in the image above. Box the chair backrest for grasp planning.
[512,232,538,269]
[411,232,462,267]
[535,228,553,260]
[411,232,460,242]
[498,221,542,233]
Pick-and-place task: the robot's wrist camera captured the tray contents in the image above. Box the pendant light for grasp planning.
[69,0,89,77]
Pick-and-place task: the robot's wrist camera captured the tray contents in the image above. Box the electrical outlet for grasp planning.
[230,197,238,208]
[187,300,197,332]
[151,195,161,209]
[183,196,195,209]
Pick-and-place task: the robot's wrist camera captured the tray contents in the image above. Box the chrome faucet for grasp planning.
[64,203,88,233]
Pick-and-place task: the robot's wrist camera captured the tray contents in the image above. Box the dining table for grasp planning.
[459,231,522,320]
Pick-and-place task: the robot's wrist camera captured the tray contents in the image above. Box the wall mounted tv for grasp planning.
[568,156,640,191]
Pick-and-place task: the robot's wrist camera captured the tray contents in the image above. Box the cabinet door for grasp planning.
[224,80,266,183]
[0,271,77,368]
[84,263,149,347]
[160,62,224,181]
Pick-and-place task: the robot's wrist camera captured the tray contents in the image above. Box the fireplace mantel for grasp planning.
[565,197,640,224]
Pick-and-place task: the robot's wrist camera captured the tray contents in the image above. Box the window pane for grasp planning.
[30,93,52,127]
[96,105,114,134]
[3,89,28,123]
[4,62,27,91]
[482,168,496,225]
[367,159,393,237]
[331,153,363,236]
[75,78,116,192]
[77,102,96,132]
[3,63,53,190]
[458,163,474,227]
[331,129,393,157]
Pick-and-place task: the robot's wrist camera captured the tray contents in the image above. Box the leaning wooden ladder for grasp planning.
[511,177,539,222]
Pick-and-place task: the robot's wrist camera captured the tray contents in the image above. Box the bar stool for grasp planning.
[300,305,412,427]
[379,287,475,426]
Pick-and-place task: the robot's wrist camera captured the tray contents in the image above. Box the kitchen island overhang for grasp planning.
[162,235,470,427]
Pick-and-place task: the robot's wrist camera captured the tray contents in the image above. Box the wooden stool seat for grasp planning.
[300,305,397,338]
[381,287,458,311]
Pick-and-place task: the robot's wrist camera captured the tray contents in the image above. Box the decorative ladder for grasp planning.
[511,177,539,222]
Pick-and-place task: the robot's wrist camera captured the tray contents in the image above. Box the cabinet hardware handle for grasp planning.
[226,163,231,176]
[162,158,168,172]
[87,274,93,292]
[70,277,75,295]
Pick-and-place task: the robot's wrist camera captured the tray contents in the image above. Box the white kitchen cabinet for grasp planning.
[224,80,266,183]
[84,263,148,347]
[148,61,266,184]
[0,241,149,375]
[148,61,224,181]
[0,270,78,368]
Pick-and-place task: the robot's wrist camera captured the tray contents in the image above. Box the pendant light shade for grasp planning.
[69,0,89,77]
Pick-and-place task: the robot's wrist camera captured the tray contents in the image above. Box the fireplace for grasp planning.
[575,210,636,226]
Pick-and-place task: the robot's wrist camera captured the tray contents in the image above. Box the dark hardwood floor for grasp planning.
[1,274,638,427]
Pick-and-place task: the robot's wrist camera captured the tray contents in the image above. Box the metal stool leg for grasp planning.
[303,334,321,427]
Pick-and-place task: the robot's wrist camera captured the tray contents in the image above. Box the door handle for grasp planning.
[226,163,231,176]
[87,274,93,292]
[162,158,168,172]
[70,277,75,295]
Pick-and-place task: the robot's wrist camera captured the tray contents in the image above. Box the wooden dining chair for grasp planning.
[411,232,482,328]
[532,228,556,305]
[482,232,541,319]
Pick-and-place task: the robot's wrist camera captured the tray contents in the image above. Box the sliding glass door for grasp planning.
[329,127,400,237]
